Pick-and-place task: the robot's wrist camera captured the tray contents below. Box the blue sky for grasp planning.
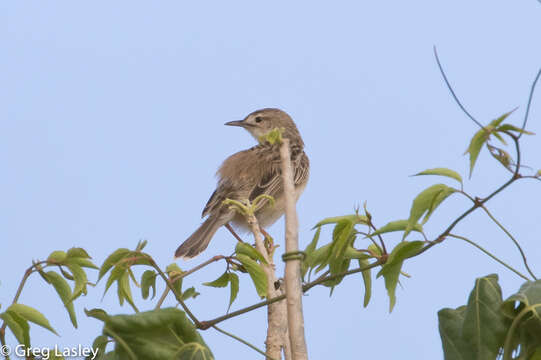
[1,1,541,359]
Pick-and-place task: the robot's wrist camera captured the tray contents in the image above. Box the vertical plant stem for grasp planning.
[279,139,308,360]
[248,213,288,360]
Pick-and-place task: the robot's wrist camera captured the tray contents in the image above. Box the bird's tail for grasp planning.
[175,215,223,259]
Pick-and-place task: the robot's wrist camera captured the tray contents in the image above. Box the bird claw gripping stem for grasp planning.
[222,194,276,219]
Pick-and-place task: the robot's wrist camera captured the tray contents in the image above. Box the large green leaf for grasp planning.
[438,306,469,360]
[501,280,541,358]
[88,308,213,360]
[377,241,424,312]
[414,167,463,184]
[237,254,267,298]
[461,274,509,359]
[438,274,512,360]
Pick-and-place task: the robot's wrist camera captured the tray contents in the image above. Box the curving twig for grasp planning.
[433,46,483,129]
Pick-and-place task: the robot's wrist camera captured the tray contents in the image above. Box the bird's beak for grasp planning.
[224,120,245,127]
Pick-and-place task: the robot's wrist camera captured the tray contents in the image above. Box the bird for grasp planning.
[175,108,310,259]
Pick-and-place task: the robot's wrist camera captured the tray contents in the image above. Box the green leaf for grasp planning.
[502,280,541,318]
[370,220,423,237]
[313,214,368,229]
[312,243,332,275]
[235,242,268,265]
[466,128,490,178]
[99,248,131,281]
[67,257,99,270]
[368,243,382,257]
[141,270,157,300]
[165,263,183,277]
[228,273,239,312]
[344,246,369,260]
[8,303,58,335]
[461,274,509,359]
[85,308,110,322]
[302,227,321,279]
[47,250,68,264]
[68,263,88,301]
[377,241,424,312]
[203,271,230,288]
[414,167,463,184]
[67,247,91,259]
[359,259,372,308]
[104,266,126,297]
[438,306,469,360]
[237,254,267,298]
[465,111,513,178]
[405,184,456,239]
[497,123,535,135]
[44,271,78,328]
[181,287,200,301]
[501,279,541,356]
[324,258,351,291]
[330,219,355,260]
[136,239,148,251]
[487,144,513,171]
[91,308,214,360]
[90,335,109,360]
[118,272,138,312]
[0,311,30,346]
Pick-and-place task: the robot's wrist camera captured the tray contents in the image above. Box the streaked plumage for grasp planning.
[175,108,309,259]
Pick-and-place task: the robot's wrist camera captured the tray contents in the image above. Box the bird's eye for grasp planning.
[255,116,263,123]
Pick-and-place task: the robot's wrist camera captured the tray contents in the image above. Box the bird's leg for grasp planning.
[225,223,244,243]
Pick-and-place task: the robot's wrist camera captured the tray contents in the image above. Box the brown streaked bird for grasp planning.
[175,108,309,259]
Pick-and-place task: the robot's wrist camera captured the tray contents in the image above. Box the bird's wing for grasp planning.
[249,151,309,211]
[201,182,231,218]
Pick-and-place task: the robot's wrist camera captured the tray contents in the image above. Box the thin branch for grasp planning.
[147,257,201,327]
[200,260,384,329]
[477,204,537,280]
[155,255,225,309]
[519,67,541,139]
[212,325,277,360]
[0,260,48,337]
[448,234,530,281]
[225,223,245,243]
[433,46,484,129]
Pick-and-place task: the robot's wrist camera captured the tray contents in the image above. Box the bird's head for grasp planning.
[225,108,303,146]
